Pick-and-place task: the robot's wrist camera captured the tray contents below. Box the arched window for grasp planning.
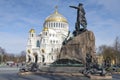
[31,34,33,37]
[51,48,53,52]
[56,23,58,27]
[59,23,60,28]
[54,23,55,27]
[49,22,50,27]
[47,22,48,27]
[36,40,40,47]
[45,32,47,36]
[50,22,51,27]
[50,40,52,43]
[51,23,53,27]
[53,40,55,43]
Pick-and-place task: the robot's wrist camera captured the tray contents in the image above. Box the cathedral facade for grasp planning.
[26,8,69,64]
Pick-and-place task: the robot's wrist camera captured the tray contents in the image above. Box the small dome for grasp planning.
[29,29,35,33]
[43,27,48,31]
[45,7,68,23]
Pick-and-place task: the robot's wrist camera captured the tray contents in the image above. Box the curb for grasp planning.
[113,72,120,74]
[88,75,112,80]
[18,71,84,77]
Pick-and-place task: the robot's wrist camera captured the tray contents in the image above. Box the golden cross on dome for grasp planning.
[55,5,58,10]
[54,5,58,14]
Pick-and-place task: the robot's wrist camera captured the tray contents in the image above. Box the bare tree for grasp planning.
[113,37,120,64]
[0,47,6,63]
[97,36,120,65]
[18,51,26,63]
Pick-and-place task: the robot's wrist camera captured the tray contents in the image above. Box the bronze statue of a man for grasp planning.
[70,3,87,31]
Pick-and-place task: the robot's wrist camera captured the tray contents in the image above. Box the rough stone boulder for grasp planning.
[58,30,96,65]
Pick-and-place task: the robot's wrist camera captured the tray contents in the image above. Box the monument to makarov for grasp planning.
[58,3,96,65]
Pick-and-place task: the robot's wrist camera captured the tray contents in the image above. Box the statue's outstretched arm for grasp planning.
[69,6,79,9]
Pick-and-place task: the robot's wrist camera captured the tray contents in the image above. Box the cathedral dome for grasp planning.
[45,7,68,23]
[29,28,35,33]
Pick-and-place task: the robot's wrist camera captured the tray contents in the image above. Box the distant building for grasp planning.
[96,55,104,66]
[26,7,69,64]
[97,54,116,66]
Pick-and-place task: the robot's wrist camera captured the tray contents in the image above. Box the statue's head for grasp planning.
[78,3,83,6]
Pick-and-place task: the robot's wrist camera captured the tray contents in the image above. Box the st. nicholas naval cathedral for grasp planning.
[26,7,69,64]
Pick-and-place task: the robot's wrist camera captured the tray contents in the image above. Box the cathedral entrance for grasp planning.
[35,55,38,63]
[34,53,38,63]
[28,55,31,63]
[42,55,45,63]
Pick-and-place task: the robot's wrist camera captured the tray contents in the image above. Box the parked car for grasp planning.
[6,61,15,66]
